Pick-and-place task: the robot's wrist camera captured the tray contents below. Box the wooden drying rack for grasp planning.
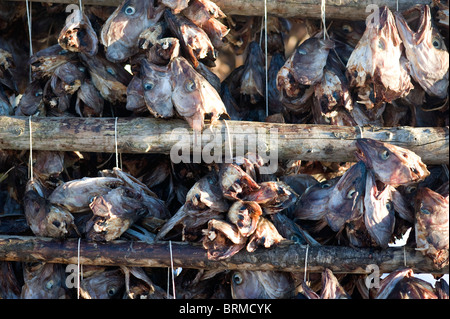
[0,0,448,275]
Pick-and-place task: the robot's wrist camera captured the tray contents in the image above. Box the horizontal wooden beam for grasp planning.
[0,235,447,274]
[6,0,431,20]
[0,116,448,164]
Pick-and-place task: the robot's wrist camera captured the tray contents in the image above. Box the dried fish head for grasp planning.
[58,9,98,57]
[246,216,284,252]
[126,74,146,113]
[395,5,449,98]
[170,56,227,130]
[326,161,366,232]
[240,41,265,104]
[415,187,449,268]
[293,177,339,222]
[244,181,298,215]
[355,138,430,186]
[80,53,131,103]
[320,269,351,299]
[227,201,262,237]
[219,163,260,200]
[80,268,125,299]
[202,219,246,260]
[21,263,68,299]
[231,270,294,299]
[30,44,77,80]
[48,176,123,213]
[24,187,76,238]
[363,171,395,248]
[101,0,164,62]
[140,60,174,118]
[87,187,148,242]
[165,9,215,68]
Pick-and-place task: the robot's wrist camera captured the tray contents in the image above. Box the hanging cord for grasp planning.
[114,117,121,169]
[28,116,33,181]
[223,120,233,161]
[264,0,269,117]
[25,0,33,83]
[169,241,176,299]
[77,237,82,299]
[321,0,329,40]
[403,246,407,267]
[303,244,310,282]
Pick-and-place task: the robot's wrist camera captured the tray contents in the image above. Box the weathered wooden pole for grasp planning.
[0,235,447,274]
[0,116,448,164]
[6,0,432,20]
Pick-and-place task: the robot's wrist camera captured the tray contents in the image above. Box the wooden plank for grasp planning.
[0,235,447,274]
[6,0,432,20]
[0,116,448,164]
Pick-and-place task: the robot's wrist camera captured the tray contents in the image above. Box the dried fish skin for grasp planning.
[395,5,449,99]
[240,41,265,105]
[58,9,98,57]
[165,9,216,68]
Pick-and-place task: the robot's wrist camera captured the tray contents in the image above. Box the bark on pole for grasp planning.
[0,235,448,274]
[7,0,431,20]
[0,116,448,164]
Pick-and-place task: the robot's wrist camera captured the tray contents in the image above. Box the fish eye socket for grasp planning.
[58,49,68,55]
[406,185,417,193]
[78,66,86,73]
[107,287,117,296]
[106,67,116,76]
[124,6,135,15]
[35,91,43,97]
[432,36,442,49]
[45,280,54,290]
[385,201,392,211]
[420,207,431,215]
[342,24,353,33]
[232,273,243,285]
[185,79,196,92]
[380,150,390,160]
[321,182,331,189]
[144,82,154,91]
[346,188,356,199]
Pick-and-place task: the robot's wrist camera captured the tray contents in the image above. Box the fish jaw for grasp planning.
[364,171,395,248]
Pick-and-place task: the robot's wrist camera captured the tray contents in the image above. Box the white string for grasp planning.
[396,0,399,11]
[25,0,33,83]
[114,117,119,169]
[321,0,327,40]
[169,240,176,299]
[264,0,269,117]
[223,120,233,161]
[303,244,309,282]
[77,237,81,299]
[356,125,363,139]
[403,246,407,267]
[28,116,33,181]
